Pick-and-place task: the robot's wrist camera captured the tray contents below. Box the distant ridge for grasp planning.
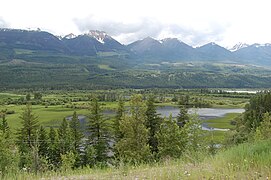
[1,28,271,66]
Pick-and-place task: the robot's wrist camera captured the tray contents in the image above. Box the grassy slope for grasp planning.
[8,140,271,180]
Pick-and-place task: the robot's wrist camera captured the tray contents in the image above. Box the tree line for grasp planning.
[230,92,271,144]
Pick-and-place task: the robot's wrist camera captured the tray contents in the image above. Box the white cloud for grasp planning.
[0,17,9,28]
[0,0,271,46]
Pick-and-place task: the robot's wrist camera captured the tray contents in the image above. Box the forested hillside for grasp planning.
[1,28,271,89]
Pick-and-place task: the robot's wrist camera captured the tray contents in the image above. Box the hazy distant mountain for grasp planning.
[127,37,196,61]
[160,38,196,60]
[195,42,233,61]
[62,30,127,56]
[62,34,98,56]
[127,37,165,60]
[1,28,271,66]
[233,43,271,65]
[0,28,68,53]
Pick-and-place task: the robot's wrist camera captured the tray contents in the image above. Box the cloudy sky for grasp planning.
[0,0,270,47]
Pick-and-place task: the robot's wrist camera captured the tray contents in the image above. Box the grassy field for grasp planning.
[204,113,239,129]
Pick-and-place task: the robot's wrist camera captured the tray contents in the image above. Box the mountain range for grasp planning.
[1,28,271,66]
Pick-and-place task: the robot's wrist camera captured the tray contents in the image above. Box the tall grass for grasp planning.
[3,140,271,179]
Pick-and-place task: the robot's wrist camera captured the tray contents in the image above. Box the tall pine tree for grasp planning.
[114,98,125,141]
[0,110,10,138]
[17,104,39,148]
[145,95,162,154]
[69,111,83,153]
[177,105,189,127]
[38,126,48,158]
[58,118,71,154]
[88,98,110,165]
[48,127,60,169]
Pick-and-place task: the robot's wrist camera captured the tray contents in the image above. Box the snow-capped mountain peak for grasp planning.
[86,30,111,44]
[229,42,249,52]
[63,33,77,39]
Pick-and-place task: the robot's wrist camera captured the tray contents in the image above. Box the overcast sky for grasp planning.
[0,0,270,47]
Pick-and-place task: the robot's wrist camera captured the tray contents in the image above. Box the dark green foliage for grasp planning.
[116,94,151,163]
[48,127,60,169]
[0,110,10,138]
[69,111,83,167]
[69,111,83,153]
[16,104,39,169]
[176,105,189,127]
[232,92,271,143]
[38,126,48,158]
[34,92,42,100]
[58,118,71,154]
[145,95,162,154]
[114,99,125,141]
[156,115,186,159]
[26,93,31,101]
[17,104,39,148]
[88,98,110,164]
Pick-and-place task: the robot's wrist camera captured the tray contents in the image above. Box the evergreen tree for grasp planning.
[58,118,71,154]
[69,111,83,153]
[116,94,151,164]
[114,98,125,141]
[26,93,31,101]
[17,103,39,148]
[69,111,83,167]
[156,114,187,159]
[177,105,189,127]
[48,127,60,169]
[88,98,110,164]
[0,110,10,138]
[145,95,162,154]
[38,126,48,158]
[254,112,271,140]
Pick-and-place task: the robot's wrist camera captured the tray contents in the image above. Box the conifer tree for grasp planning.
[48,127,60,169]
[38,126,48,158]
[145,95,162,154]
[0,110,10,138]
[177,105,189,127]
[156,114,186,159]
[88,98,110,164]
[114,98,125,141]
[58,118,71,154]
[17,104,39,148]
[69,112,83,153]
[116,94,150,163]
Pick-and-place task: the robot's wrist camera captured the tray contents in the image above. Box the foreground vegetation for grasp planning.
[1,89,271,179]
[2,140,271,179]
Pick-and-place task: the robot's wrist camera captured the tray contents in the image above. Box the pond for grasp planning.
[67,106,245,131]
[156,106,245,120]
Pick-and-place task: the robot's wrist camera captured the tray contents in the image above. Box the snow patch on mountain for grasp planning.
[86,30,111,44]
[253,43,271,48]
[63,33,77,39]
[229,42,249,52]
